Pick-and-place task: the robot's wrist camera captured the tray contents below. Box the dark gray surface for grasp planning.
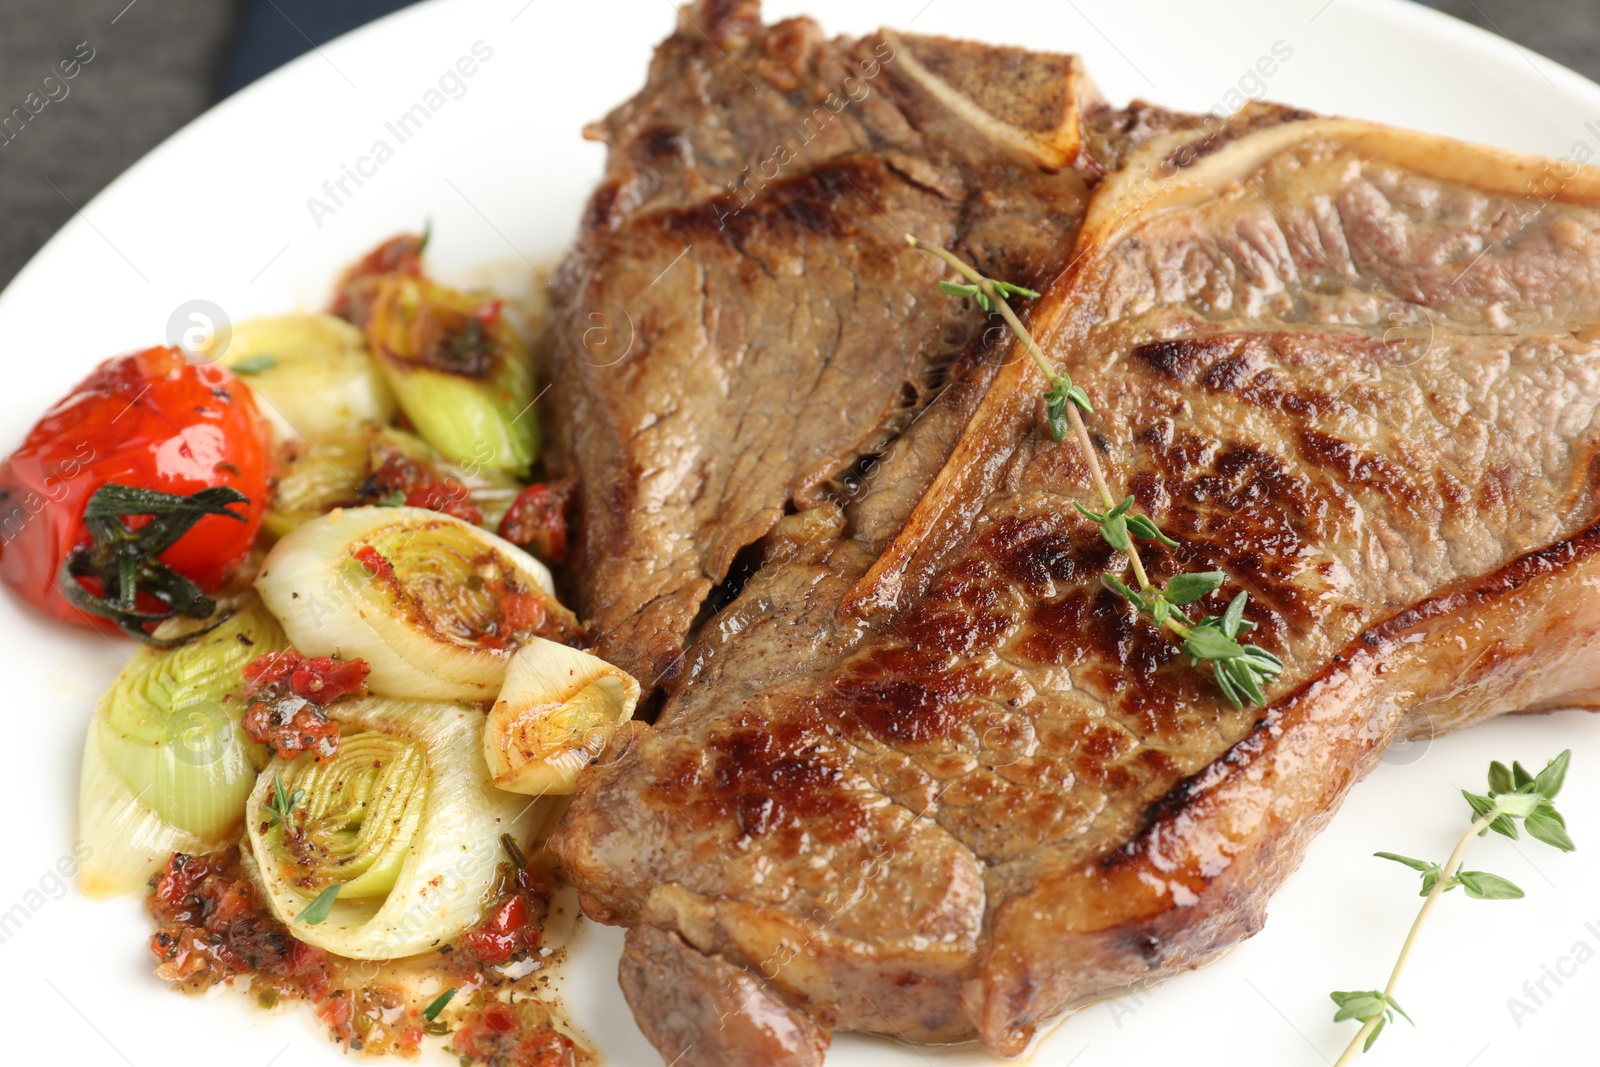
[0,0,238,288]
[220,0,413,96]
[0,0,1596,291]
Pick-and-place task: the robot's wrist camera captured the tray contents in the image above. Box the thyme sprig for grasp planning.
[261,771,304,828]
[58,482,251,644]
[910,235,1283,708]
[908,236,1090,440]
[1330,750,1575,1064]
[938,278,1040,311]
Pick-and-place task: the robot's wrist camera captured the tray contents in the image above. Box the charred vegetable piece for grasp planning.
[483,638,639,797]
[267,428,518,539]
[245,696,541,959]
[364,274,537,476]
[331,231,427,327]
[330,230,536,475]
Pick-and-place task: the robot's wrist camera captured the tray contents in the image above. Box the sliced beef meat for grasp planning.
[555,83,1600,1064]
[542,0,1106,691]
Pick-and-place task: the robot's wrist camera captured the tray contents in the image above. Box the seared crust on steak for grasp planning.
[552,5,1600,1065]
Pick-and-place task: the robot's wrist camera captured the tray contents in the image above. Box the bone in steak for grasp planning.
[552,6,1600,1066]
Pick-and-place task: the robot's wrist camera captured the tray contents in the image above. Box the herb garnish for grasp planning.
[230,355,277,375]
[1329,750,1575,1063]
[422,988,457,1023]
[500,832,528,870]
[297,883,341,926]
[910,236,1283,707]
[261,772,305,828]
[57,483,251,644]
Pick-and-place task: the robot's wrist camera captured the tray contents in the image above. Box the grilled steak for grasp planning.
[552,13,1600,1062]
[542,0,1118,691]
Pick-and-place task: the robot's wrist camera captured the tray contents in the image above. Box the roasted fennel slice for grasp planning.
[244,696,539,958]
[220,314,396,442]
[256,505,581,701]
[77,597,288,897]
[364,275,537,475]
[484,638,640,796]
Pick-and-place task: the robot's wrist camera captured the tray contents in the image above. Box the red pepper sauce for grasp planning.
[239,649,369,761]
[497,480,577,566]
[458,843,551,967]
[468,559,586,651]
[452,1001,580,1067]
[147,841,589,1065]
[352,543,397,580]
[359,446,483,525]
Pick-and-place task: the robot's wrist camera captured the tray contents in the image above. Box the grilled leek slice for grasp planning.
[244,696,538,958]
[483,638,640,796]
[364,276,536,475]
[264,426,521,539]
[77,598,288,897]
[220,314,395,442]
[255,506,579,701]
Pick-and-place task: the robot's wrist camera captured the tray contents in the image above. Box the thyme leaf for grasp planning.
[1165,571,1225,606]
[230,355,278,375]
[1044,375,1092,441]
[297,884,341,926]
[60,483,251,644]
[422,988,457,1022]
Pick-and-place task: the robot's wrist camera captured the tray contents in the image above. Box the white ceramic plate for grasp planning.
[3,0,1599,1063]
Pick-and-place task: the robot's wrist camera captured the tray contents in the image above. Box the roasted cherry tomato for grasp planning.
[0,345,271,631]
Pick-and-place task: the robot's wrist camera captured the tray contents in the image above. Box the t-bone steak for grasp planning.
[551,4,1600,1065]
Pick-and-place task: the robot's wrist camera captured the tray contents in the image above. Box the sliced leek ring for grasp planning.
[255,505,575,701]
[77,598,288,898]
[271,729,426,897]
[245,696,539,958]
[220,314,395,442]
[483,638,641,796]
